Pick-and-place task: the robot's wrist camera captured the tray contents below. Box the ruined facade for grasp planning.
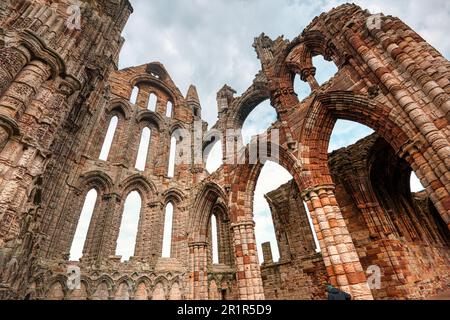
[0,1,449,300]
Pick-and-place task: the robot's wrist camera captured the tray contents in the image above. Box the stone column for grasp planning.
[231,220,265,300]
[96,193,123,260]
[188,241,208,300]
[0,60,51,119]
[134,201,161,260]
[261,242,273,264]
[0,58,49,148]
[0,46,31,97]
[303,186,374,300]
[300,67,319,91]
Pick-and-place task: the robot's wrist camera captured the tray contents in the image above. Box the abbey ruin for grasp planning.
[0,0,449,300]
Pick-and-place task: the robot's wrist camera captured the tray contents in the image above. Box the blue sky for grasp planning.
[73,0,449,263]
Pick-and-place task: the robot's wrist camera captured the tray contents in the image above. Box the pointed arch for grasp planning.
[106,100,132,120]
[99,115,118,161]
[136,110,164,131]
[119,174,157,197]
[134,282,149,300]
[162,188,186,204]
[130,85,139,104]
[46,281,65,300]
[147,92,157,111]
[69,188,98,261]
[152,282,166,300]
[166,100,173,118]
[298,91,412,190]
[115,191,142,261]
[168,136,176,178]
[162,202,174,258]
[168,282,182,300]
[135,127,151,171]
[210,214,219,264]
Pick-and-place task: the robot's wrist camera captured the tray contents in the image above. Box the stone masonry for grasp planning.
[0,1,448,300]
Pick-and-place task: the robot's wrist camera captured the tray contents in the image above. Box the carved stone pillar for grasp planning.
[301,67,319,91]
[0,54,46,147]
[96,193,123,260]
[231,220,264,300]
[303,186,374,300]
[188,241,208,300]
[0,59,51,119]
[134,200,162,260]
[0,46,31,96]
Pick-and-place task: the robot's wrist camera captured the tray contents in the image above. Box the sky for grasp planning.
[72,0,448,263]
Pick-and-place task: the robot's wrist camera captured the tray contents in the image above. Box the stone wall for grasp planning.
[0,1,448,300]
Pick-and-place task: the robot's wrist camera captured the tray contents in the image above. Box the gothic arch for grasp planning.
[225,82,271,130]
[45,276,67,299]
[169,122,189,137]
[298,91,414,190]
[94,275,115,292]
[161,188,185,205]
[119,174,157,199]
[129,74,181,106]
[202,127,222,162]
[229,141,300,223]
[136,109,164,130]
[106,99,133,120]
[75,171,114,194]
[189,182,228,242]
[43,171,114,258]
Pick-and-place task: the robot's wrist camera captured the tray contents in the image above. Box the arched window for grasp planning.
[148,93,157,111]
[293,55,338,100]
[242,101,277,145]
[205,139,222,174]
[130,86,139,104]
[166,101,173,118]
[70,189,98,261]
[116,191,141,261]
[211,214,219,264]
[168,136,176,178]
[135,127,151,171]
[312,55,338,86]
[162,202,174,258]
[99,116,118,161]
[254,161,292,263]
